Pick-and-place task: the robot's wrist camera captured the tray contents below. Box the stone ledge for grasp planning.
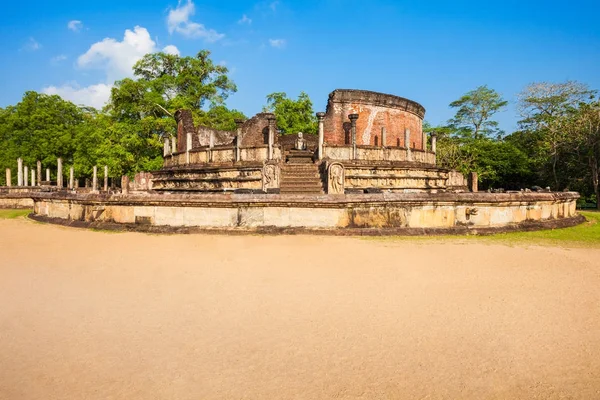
[28,213,586,237]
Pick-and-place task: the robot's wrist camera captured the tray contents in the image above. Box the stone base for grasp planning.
[29,191,580,234]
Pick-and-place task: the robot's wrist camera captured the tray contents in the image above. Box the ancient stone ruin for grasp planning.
[0,89,583,233]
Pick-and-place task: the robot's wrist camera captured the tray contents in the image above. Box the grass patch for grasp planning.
[367,211,600,248]
[0,209,32,219]
[482,211,600,247]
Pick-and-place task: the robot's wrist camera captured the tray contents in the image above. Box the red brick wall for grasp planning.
[322,90,425,149]
[240,113,279,147]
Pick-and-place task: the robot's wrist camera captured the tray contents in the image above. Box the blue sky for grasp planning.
[1,0,599,132]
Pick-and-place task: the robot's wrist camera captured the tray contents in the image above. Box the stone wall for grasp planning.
[152,165,263,192]
[341,165,449,192]
[323,90,425,149]
[196,126,235,147]
[240,113,277,147]
[324,146,436,164]
[31,191,580,231]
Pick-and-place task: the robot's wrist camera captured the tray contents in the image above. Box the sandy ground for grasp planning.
[0,218,599,400]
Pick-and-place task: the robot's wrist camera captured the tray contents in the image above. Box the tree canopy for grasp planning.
[263,92,317,134]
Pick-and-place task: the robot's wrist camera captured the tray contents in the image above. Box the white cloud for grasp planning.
[67,20,83,32]
[238,14,252,25]
[77,26,158,83]
[50,54,68,64]
[269,38,286,48]
[42,26,179,109]
[43,83,113,109]
[23,37,41,51]
[167,0,224,42]
[162,45,180,55]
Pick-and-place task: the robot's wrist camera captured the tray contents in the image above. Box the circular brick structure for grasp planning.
[323,89,426,148]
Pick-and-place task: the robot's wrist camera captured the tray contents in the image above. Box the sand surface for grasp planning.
[0,218,599,399]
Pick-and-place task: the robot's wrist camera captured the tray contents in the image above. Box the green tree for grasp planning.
[516,81,595,189]
[448,85,508,139]
[263,92,317,134]
[0,91,84,182]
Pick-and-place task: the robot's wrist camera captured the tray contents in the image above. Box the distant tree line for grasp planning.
[0,50,598,208]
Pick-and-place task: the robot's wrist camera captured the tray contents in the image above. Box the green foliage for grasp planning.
[263,92,317,134]
[448,85,508,139]
[0,50,241,182]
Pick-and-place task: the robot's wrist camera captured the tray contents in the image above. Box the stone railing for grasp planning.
[323,145,436,165]
[164,145,283,167]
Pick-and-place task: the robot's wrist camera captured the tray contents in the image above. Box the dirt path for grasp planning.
[1,218,599,399]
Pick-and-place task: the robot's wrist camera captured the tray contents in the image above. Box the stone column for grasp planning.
[235,119,244,162]
[23,166,28,186]
[121,175,129,195]
[171,137,177,156]
[349,114,359,160]
[104,166,108,191]
[17,158,23,186]
[469,172,478,193]
[317,112,325,160]
[57,158,63,188]
[69,167,74,190]
[208,131,215,163]
[267,114,276,160]
[186,132,192,164]
[405,129,412,162]
[46,168,50,182]
[36,161,41,187]
[5,169,11,187]
[92,166,98,192]
[30,170,35,187]
[431,132,437,153]
[422,130,428,151]
[163,137,171,157]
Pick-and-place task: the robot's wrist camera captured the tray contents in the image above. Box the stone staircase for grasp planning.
[280,162,324,194]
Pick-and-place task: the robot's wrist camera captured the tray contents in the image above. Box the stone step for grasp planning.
[280,187,323,194]
[280,173,320,178]
[279,163,323,194]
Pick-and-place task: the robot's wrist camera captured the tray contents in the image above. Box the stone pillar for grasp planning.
[266,114,276,160]
[381,127,387,148]
[121,175,129,195]
[431,132,437,153]
[235,119,244,162]
[405,129,412,162]
[23,166,28,186]
[36,161,41,187]
[163,137,171,157]
[92,166,98,192]
[57,158,63,188]
[69,167,74,190]
[104,166,108,191]
[208,131,215,163]
[186,132,192,164]
[5,169,11,187]
[316,112,325,160]
[30,170,35,187]
[469,172,478,192]
[46,168,50,182]
[171,137,177,156]
[17,158,23,186]
[349,113,359,160]
[423,131,428,151]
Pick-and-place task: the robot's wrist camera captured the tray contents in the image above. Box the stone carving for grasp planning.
[295,132,307,150]
[262,163,280,192]
[328,163,345,194]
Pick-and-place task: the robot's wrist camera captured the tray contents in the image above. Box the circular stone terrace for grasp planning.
[0,89,584,234]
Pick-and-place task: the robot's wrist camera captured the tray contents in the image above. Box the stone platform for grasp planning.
[29,191,580,234]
